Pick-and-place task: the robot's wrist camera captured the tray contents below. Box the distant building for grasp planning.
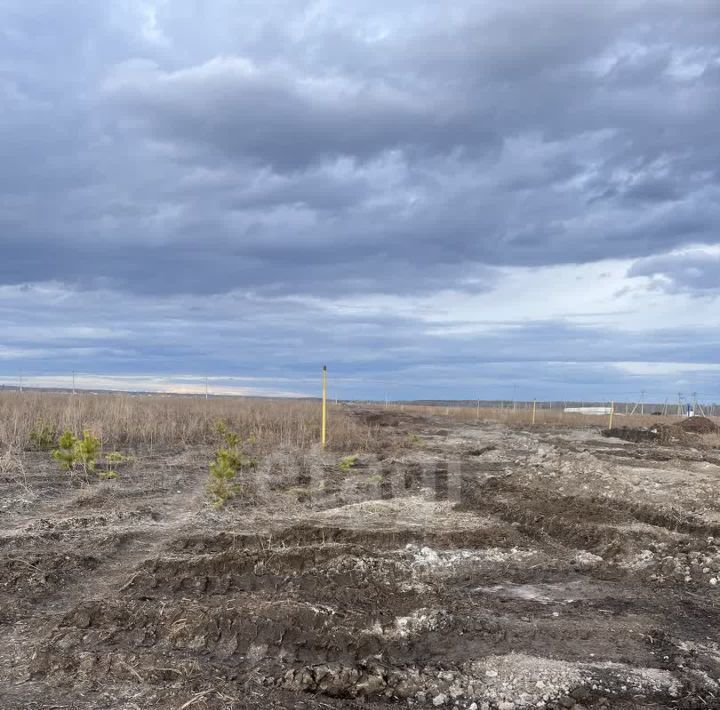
[564,407,613,415]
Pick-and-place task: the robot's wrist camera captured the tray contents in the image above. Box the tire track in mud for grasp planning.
[4,415,720,708]
[0,461,209,695]
[451,460,720,707]
[27,508,709,708]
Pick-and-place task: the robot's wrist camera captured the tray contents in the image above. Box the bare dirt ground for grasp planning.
[2,407,720,709]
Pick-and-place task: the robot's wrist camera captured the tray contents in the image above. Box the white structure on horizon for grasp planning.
[564,406,613,416]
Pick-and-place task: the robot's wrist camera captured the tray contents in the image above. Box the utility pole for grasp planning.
[19,372,23,393]
[640,390,645,416]
[321,366,327,448]
[205,376,208,400]
[72,370,76,395]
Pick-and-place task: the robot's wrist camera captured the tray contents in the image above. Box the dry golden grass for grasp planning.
[2,392,716,454]
[0,391,372,452]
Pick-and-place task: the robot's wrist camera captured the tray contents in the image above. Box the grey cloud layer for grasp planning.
[629,248,720,294]
[3,283,719,399]
[1,0,719,296]
[1,1,720,397]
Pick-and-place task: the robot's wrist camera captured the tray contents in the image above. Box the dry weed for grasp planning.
[0,392,374,452]
[0,446,33,498]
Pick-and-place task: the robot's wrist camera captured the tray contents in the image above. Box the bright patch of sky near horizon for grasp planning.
[1,1,719,401]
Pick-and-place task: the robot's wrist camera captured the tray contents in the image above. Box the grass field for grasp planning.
[0,391,372,451]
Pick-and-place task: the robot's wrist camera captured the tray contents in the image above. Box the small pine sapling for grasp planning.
[28,419,57,450]
[207,449,243,507]
[338,454,359,471]
[52,430,77,471]
[215,419,242,448]
[51,430,116,480]
[74,430,101,476]
[207,423,257,508]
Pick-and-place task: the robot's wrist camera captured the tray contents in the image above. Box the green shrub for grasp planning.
[74,430,101,475]
[51,430,120,480]
[338,454,359,471]
[214,419,238,447]
[106,451,133,464]
[29,419,57,450]
[52,430,78,471]
[215,419,260,449]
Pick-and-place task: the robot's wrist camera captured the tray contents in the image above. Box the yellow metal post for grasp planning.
[321,366,327,448]
[609,401,614,429]
[532,399,536,425]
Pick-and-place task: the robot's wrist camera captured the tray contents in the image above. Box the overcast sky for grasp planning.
[1,1,719,401]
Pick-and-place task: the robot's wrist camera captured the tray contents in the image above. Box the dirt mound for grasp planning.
[603,427,657,443]
[679,416,719,434]
[653,424,692,445]
[353,407,427,429]
[602,424,690,445]
[358,412,410,427]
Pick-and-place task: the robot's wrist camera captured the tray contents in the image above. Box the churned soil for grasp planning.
[2,410,720,709]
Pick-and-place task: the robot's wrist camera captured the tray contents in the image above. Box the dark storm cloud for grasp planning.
[103,57,496,171]
[1,0,719,297]
[1,1,720,398]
